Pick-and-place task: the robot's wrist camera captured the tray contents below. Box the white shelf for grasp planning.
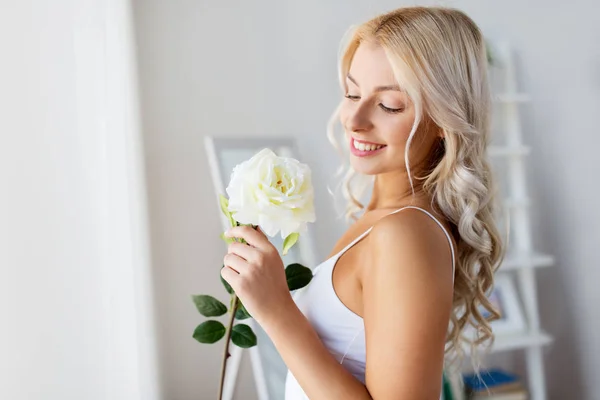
[492,331,553,353]
[493,93,532,103]
[500,251,555,271]
[462,331,553,355]
[482,43,551,400]
[488,145,531,156]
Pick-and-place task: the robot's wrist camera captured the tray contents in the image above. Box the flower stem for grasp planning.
[217,225,256,399]
[218,293,239,400]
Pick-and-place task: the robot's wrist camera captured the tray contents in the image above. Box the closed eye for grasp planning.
[379,104,404,113]
[345,94,404,113]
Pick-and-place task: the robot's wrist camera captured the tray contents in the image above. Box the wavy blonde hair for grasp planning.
[327,7,506,368]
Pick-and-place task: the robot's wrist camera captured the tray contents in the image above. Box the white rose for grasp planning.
[225,148,316,239]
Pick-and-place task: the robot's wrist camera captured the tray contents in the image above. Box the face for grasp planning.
[339,41,440,176]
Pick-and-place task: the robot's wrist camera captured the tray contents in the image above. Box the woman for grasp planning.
[221,6,504,399]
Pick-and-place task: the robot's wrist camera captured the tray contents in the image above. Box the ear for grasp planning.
[438,127,448,140]
[422,114,444,139]
[436,126,445,139]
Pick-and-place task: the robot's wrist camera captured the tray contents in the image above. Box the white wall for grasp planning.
[132,1,599,399]
[0,1,159,399]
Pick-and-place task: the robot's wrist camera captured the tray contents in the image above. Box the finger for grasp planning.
[225,226,269,249]
[223,253,250,274]
[228,241,259,263]
[221,265,240,287]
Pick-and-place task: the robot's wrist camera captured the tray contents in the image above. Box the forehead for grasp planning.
[347,41,397,87]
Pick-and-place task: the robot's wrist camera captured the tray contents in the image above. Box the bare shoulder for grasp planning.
[360,208,456,397]
[363,207,455,289]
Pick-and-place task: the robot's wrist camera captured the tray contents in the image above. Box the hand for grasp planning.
[221,225,294,327]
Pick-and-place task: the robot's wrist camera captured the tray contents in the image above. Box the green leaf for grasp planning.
[191,295,227,317]
[235,302,251,320]
[220,271,233,294]
[220,232,235,245]
[193,320,226,344]
[231,324,257,348]
[282,232,299,256]
[219,194,236,227]
[218,194,230,218]
[285,263,313,291]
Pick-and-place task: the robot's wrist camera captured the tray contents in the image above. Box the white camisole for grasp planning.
[284,206,456,400]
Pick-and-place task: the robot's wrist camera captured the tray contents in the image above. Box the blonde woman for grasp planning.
[221,6,504,399]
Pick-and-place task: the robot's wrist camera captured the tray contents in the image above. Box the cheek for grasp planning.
[381,116,416,145]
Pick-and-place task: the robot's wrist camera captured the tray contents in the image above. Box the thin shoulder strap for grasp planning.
[331,207,456,284]
[334,226,374,258]
[388,206,456,283]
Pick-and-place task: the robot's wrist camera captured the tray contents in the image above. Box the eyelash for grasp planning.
[344,94,404,113]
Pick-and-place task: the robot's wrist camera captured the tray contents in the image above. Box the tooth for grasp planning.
[358,143,366,151]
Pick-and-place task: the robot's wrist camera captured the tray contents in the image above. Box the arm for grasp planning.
[262,302,373,400]
[223,225,372,399]
[362,210,454,399]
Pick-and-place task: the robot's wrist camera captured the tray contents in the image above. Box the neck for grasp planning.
[365,169,431,212]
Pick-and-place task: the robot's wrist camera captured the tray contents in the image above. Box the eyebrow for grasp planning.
[346,73,404,92]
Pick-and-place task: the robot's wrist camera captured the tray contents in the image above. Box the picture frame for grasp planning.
[204,135,319,400]
[486,273,527,336]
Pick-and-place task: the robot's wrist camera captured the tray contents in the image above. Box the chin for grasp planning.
[348,158,384,176]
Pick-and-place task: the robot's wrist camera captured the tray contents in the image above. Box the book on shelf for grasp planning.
[469,392,527,400]
[463,368,528,400]
[443,369,467,400]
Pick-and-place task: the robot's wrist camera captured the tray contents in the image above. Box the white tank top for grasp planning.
[284,206,456,400]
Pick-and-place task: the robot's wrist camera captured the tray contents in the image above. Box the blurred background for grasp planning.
[1,0,599,399]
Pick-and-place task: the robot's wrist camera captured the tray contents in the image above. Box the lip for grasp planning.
[349,137,387,157]
[351,137,386,146]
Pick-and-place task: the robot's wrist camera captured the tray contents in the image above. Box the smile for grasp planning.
[349,138,388,157]
[351,138,387,152]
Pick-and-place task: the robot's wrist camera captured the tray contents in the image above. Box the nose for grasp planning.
[343,102,374,133]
